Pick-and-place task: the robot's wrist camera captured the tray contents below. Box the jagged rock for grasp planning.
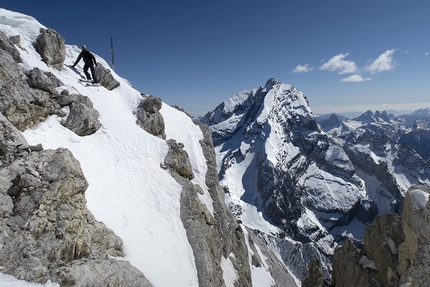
[0,148,150,285]
[94,64,120,90]
[332,239,379,287]
[164,139,194,180]
[136,96,166,139]
[302,258,329,287]
[398,185,430,286]
[331,186,430,287]
[59,91,101,136]
[61,102,101,136]
[34,28,66,69]
[0,112,30,166]
[363,213,404,286]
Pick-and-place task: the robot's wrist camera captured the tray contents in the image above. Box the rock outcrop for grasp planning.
[0,30,61,131]
[397,185,430,286]
[164,139,195,180]
[59,90,101,136]
[302,258,329,287]
[246,228,298,286]
[136,95,166,139]
[94,63,120,90]
[329,185,430,286]
[163,119,252,287]
[0,113,31,166]
[35,28,66,69]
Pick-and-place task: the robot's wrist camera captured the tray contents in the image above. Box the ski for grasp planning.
[86,82,100,87]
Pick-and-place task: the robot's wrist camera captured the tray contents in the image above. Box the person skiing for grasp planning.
[72,45,98,83]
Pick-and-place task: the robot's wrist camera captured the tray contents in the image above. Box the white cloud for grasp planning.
[341,74,372,82]
[365,49,397,74]
[319,53,358,74]
[292,64,313,73]
[426,52,429,56]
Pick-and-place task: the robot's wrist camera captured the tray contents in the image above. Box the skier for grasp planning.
[72,45,98,83]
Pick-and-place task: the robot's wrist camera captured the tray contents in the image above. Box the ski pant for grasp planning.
[84,64,98,83]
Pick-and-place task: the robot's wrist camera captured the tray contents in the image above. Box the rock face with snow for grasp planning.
[171,120,252,286]
[201,78,430,282]
[0,145,152,286]
[0,30,61,131]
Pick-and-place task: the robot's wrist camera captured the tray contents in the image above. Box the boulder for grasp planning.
[136,96,166,139]
[34,28,66,69]
[163,139,194,180]
[94,64,120,90]
[59,91,101,136]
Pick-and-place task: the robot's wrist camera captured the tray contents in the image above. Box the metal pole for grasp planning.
[110,37,115,71]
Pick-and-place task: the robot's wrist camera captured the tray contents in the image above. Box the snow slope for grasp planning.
[0,8,221,287]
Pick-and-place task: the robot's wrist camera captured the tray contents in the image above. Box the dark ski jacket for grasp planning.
[73,50,97,67]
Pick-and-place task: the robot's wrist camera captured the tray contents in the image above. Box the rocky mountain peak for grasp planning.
[264,77,281,89]
[204,77,430,282]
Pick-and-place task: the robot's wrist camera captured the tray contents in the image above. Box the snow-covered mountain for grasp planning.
[200,78,430,280]
[0,8,298,287]
[3,7,430,286]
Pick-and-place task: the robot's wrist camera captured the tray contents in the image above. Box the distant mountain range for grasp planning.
[328,109,417,119]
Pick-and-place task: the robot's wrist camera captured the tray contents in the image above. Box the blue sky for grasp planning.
[2,0,430,116]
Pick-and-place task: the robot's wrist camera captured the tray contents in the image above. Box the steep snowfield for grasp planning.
[0,8,222,287]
